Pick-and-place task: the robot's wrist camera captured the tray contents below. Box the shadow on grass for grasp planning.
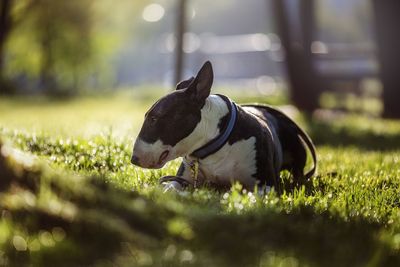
[306,116,400,151]
[192,208,398,267]
[1,140,399,266]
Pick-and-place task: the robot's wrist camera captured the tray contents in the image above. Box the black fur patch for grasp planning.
[224,106,279,186]
[235,104,315,188]
[246,105,315,183]
[137,61,214,147]
[138,90,203,146]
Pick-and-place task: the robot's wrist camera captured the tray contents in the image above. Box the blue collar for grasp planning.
[190,94,238,159]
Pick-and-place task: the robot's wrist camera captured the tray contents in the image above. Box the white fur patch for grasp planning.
[196,136,258,188]
[133,138,172,168]
[175,96,258,188]
[173,95,229,156]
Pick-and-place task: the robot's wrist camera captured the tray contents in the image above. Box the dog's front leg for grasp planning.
[160,158,203,192]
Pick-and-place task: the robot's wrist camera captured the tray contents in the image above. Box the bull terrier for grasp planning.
[131,61,316,193]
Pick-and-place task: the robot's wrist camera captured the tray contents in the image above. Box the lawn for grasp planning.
[1,91,400,267]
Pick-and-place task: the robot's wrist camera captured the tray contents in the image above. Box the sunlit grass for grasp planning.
[0,91,149,138]
[1,91,400,266]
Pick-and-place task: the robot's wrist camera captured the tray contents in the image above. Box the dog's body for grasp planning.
[131,61,316,192]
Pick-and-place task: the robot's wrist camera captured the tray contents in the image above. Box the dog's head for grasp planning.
[131,61,214,168]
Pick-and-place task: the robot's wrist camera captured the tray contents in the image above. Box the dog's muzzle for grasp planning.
[131,155,140,166]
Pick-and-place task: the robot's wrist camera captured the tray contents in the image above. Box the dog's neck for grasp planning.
[175,95,229,156]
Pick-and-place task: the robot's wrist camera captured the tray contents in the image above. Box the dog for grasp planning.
[131,61,316,193]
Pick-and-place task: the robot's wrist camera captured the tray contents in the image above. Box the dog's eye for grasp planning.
[150,116,157,123]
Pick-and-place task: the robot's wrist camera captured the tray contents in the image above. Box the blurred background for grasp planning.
[2,2,400,266]
[0,0,399,117]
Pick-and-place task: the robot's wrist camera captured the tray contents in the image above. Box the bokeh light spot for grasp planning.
[142,4,165,22]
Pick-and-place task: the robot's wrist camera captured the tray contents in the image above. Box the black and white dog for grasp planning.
[131,61,316,192]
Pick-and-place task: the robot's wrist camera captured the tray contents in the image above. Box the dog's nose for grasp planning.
[131,155,140,165]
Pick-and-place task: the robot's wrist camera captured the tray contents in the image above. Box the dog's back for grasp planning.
[242,104,317,186]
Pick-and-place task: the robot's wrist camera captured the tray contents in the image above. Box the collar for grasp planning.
[190,94,238,159]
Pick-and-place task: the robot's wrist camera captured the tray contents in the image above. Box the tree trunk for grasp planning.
[0,0,12,93]
[174,0,187,85]
[273,0,320,113]
[372,0,400,118]
[39,18,59,95]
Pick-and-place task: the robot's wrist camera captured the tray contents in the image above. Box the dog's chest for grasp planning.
[198,137,258,188]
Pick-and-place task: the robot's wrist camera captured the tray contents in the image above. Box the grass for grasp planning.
[1,90,400,266]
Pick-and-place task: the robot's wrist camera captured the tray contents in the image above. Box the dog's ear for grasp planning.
[187,61,213,102]
[176,76,195,90]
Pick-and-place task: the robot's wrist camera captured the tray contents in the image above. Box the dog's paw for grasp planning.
[161,181,183,193]
[159,176,190,193]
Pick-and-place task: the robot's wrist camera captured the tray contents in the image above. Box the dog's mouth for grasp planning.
[158,150,170,165]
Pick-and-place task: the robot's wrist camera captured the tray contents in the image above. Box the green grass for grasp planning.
[1,91,400,266]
